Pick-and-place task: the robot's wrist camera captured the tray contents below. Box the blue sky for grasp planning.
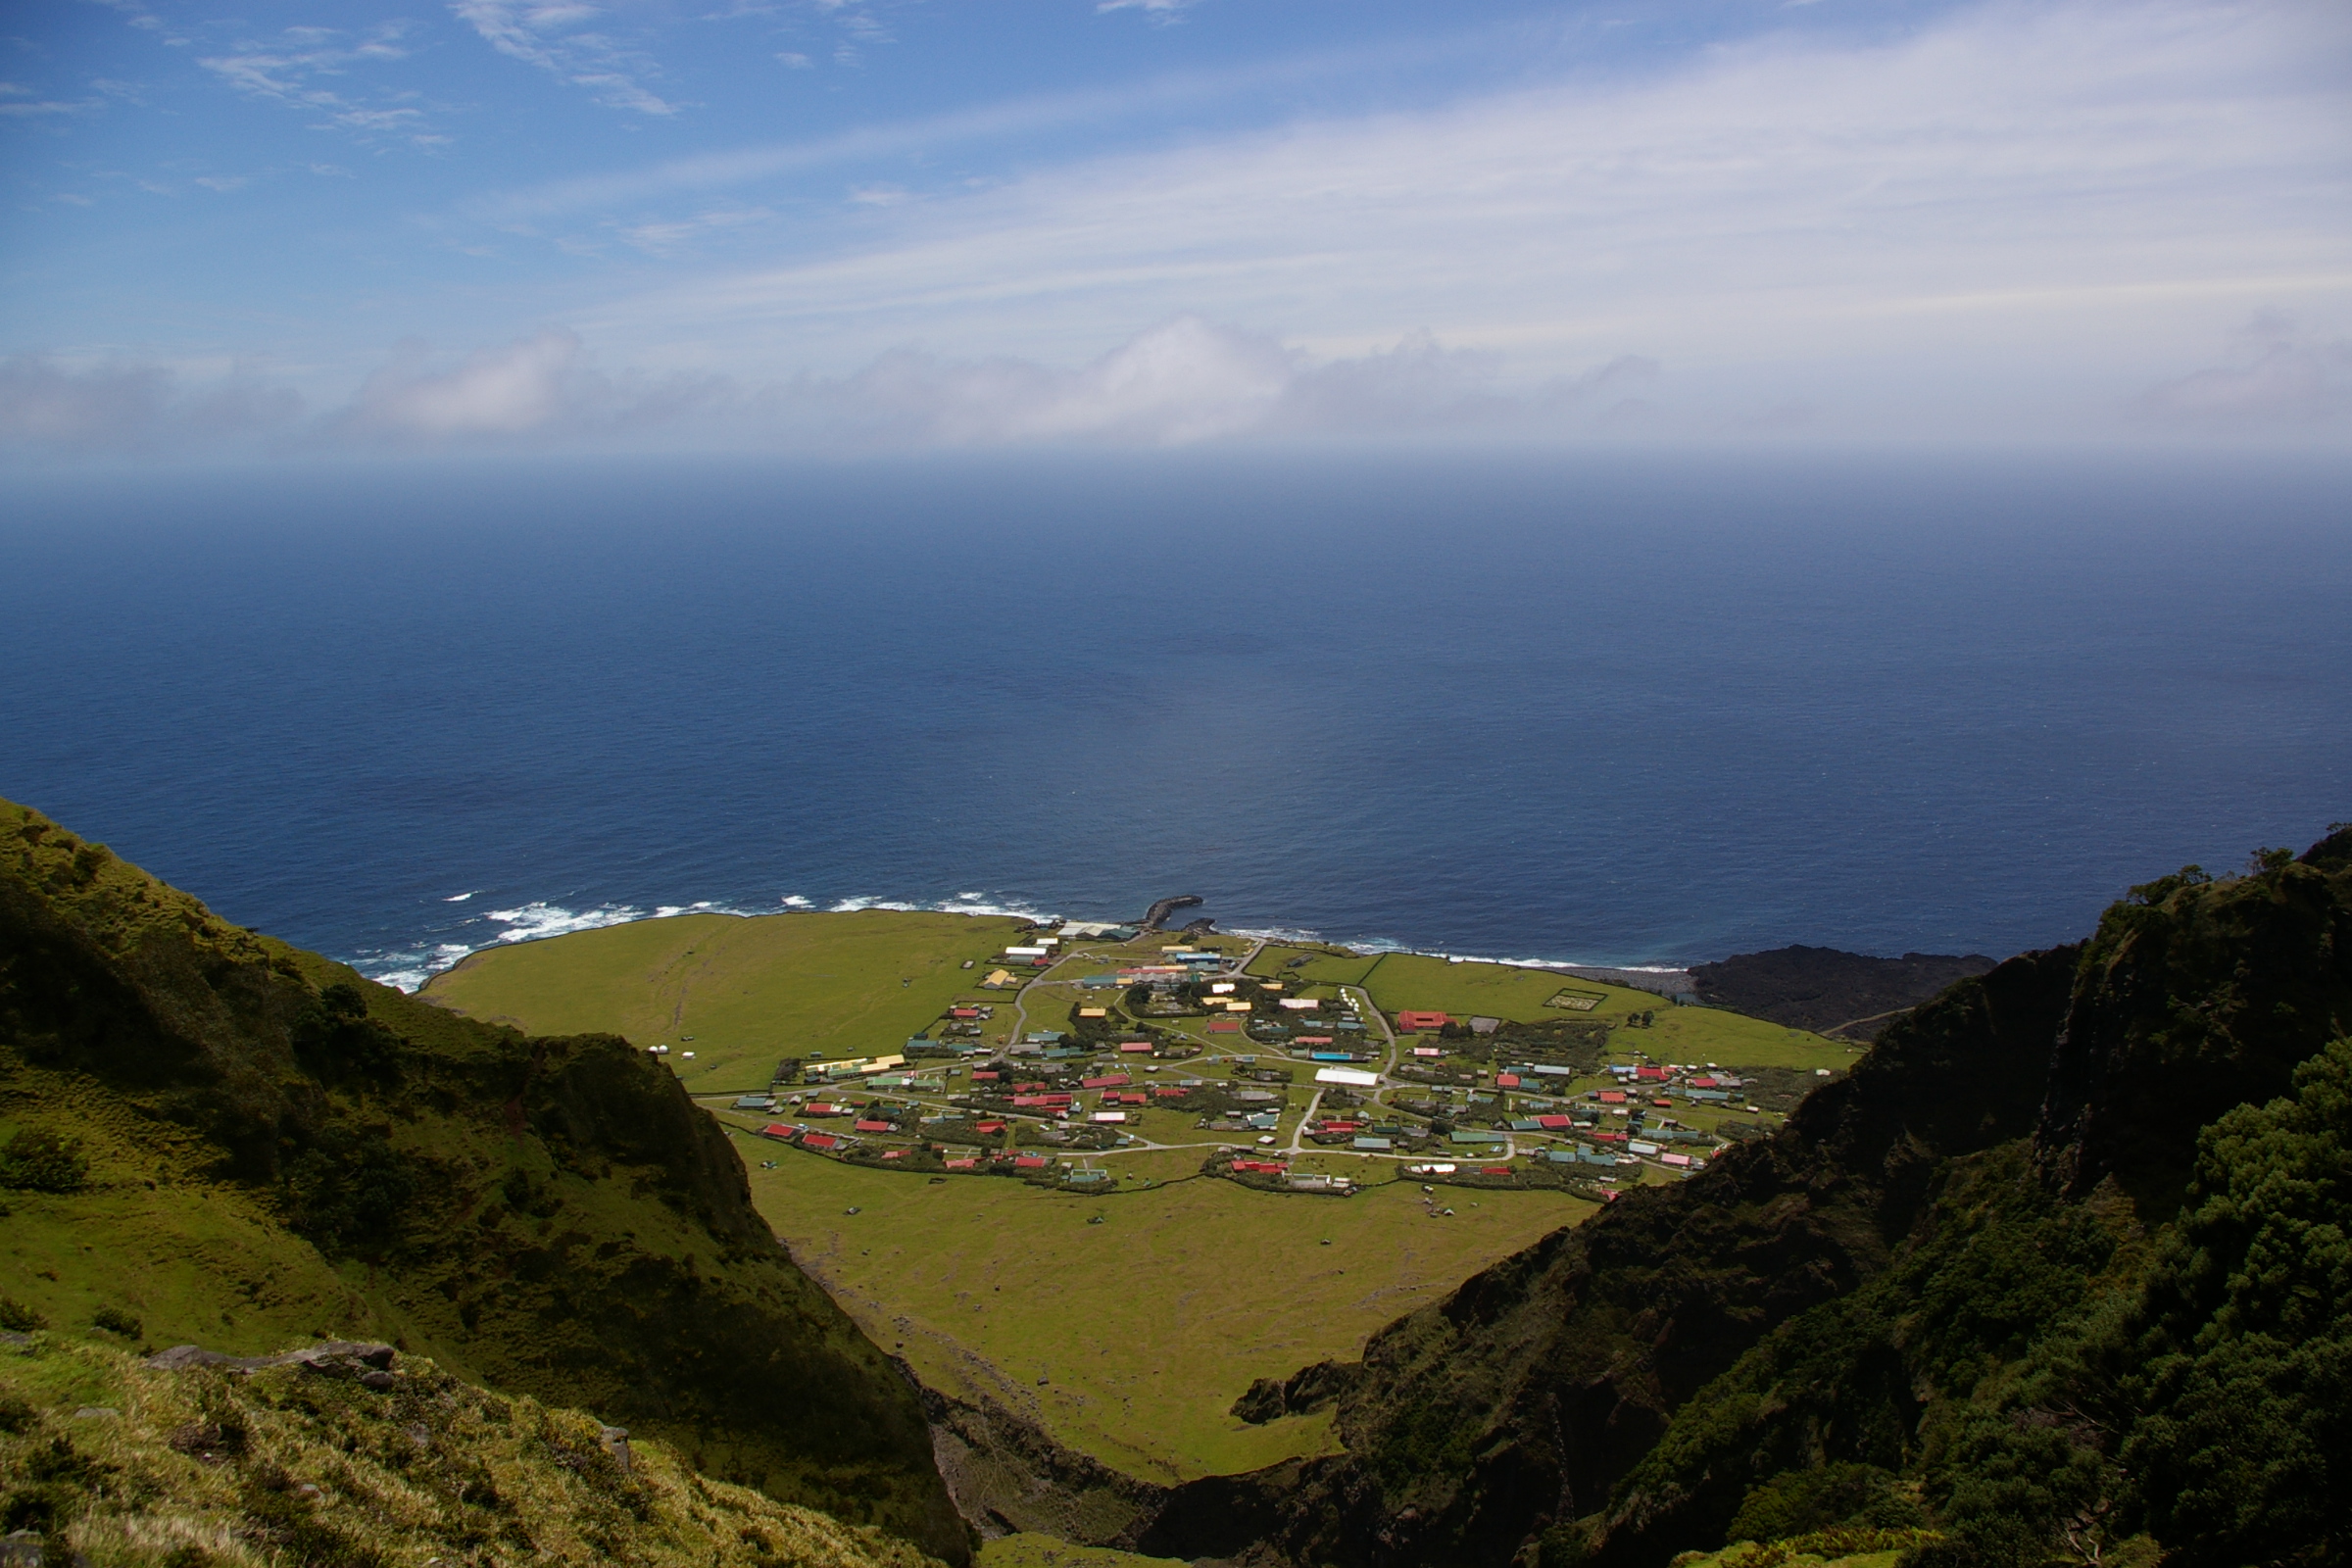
[3,0,2348,455]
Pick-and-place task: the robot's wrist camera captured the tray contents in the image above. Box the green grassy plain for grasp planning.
[731,1140,1591,1483]
[421,909,1030,1094]
[977,1535,1184,1568]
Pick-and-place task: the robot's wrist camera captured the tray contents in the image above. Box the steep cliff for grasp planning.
[0,798,967,1563]
[1241,827,2352,1568]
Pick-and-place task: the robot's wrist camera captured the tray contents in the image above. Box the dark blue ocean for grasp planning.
[4,451,2347,989]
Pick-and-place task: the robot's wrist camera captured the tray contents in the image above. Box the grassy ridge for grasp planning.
[0,1336,938,1568]
[735,1146,1591,1482]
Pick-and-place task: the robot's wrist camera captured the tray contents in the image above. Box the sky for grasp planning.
[2,0,2348,456]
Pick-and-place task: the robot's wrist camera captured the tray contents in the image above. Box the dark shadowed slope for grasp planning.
[1688,947,1997,1040]
[1233,827,2352,1568]
[0,798,967,1563]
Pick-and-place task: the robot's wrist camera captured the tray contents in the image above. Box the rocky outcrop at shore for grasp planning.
[1689,944,1996,1038]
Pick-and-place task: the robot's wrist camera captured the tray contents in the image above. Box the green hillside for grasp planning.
[422,909,1030,1096]
[0,798,966,1563]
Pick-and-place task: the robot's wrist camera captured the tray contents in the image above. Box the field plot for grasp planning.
[737,1145,1591,1483]
[1249,948,1852,1070]
[420,909,1027,1094]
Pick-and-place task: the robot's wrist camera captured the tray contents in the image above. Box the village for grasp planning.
[420,901,1861,1480]
[682,922,1833,1200]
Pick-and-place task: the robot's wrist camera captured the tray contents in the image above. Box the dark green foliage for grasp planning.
[91,1305,143,1339]
[277,1121,420,1253]
[0,1128,87,1192]
[1725,1463,1923,1543]
[0,1298,47,1333]
[1,1434,116,1536]
[0,1393,35,1434]
[292,983,405,1085]
[2102,1037,2352,1567]
[2125,864,2211,906]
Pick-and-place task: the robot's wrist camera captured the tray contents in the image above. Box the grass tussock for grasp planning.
[0,1336,942,1568]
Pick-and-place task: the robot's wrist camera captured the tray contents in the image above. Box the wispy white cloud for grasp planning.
[615,204,775,255]
[570,0,2352,440]
[474,38,1447,222]
[196,23,442,145]
[0,80,103,117]
[1098,0,1197,24]
[451,1,681,115]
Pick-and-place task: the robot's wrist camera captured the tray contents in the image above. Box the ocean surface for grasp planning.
[4,450,2348,990]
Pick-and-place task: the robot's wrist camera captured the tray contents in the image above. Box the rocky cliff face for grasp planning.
[1235,828,2352,1568]
[0,798,968,1563]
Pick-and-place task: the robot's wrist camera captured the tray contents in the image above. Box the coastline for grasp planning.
[362,892,1706,1000]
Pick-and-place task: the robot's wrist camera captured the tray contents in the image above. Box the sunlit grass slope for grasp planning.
[421,910,1029,1093]
[739,1150,1592,1483]
[0,1337,939,1568]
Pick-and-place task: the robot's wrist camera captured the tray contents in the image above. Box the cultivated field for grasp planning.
[1249,947,1857,1069]
[731,1138,1591,1482]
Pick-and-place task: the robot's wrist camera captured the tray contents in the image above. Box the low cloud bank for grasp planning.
[1,318,1661,457]
[335,330,732,443]
[2138,315,2352,427]
[759,318,1658,447]
[0,355,301,454]
[13,308,2349,463]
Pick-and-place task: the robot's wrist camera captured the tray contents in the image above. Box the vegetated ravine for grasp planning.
[6,793,2349,1568]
